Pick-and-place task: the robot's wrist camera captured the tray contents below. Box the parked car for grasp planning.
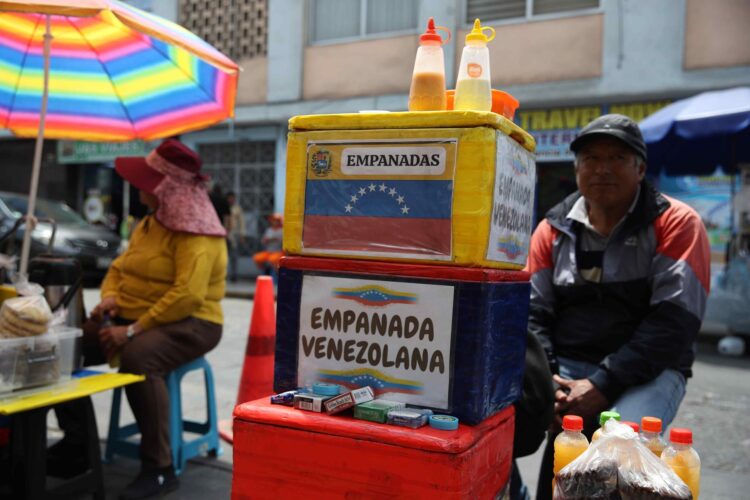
[0,191,121,283]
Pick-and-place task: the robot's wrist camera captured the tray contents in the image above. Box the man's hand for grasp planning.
[91,296,119,321]
[553,374,609,420]
[99,325,129,359]
[552,387,570,429]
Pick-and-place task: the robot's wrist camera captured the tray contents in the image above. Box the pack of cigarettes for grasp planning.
[386,408,433,428]
[293,393,333,412]
[270,390,298,406]
[324,386,375,415]
[353,399,406,423]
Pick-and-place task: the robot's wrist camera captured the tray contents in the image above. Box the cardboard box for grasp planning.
[324,386,374,414]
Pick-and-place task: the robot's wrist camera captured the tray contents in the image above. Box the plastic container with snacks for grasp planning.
[0,327,82,393]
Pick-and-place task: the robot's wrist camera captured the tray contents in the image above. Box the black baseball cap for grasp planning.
[570,114,647,161]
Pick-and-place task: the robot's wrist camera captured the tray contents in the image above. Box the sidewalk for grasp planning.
[70,290,750,499]
[224,277,257,299]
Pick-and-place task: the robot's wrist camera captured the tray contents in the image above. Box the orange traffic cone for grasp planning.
[219,275,276,444]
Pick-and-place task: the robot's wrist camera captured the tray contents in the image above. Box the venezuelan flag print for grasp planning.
[0,2,238,141]
[332,284,417,307]
[317,368,423,395]
[301,140,456,259]
[303,179,453,258]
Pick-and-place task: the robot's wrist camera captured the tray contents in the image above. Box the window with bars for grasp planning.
[198,141,276,253]
[466,0,599,23]
[309,0,419,43]
[179,0,268,60]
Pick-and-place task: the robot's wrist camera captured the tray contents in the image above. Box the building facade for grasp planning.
[181,0,750,262]
[3,0,747,275]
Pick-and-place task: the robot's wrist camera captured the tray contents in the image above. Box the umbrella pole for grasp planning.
[19,15,52,278]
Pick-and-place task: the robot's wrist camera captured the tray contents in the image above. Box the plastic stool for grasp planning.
[104,356,222,475]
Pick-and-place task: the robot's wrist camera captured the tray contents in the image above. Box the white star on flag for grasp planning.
[350,194,359,203]
[396,195,405,204]
[358,187,367,196]
[389,188,397,196]
[345,204,353,213]
[379,183,387,192]
[401,206,410,214]
[369,183,376,191]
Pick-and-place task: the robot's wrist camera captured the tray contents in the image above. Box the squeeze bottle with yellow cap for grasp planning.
[408,18,450,111]
[454,19,495,111]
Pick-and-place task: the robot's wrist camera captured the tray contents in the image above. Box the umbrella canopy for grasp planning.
[0,0,239,276]
[0,0,239,141]
[640,87,750,176]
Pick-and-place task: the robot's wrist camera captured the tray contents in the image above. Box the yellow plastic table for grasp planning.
[0,371,145,499]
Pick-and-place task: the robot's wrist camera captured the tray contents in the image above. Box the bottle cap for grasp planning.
[312,382,340,396]
[419,17,451,44]
[670,428,693,444]
[465,18,495,44]
[641,416,662,433]
[429,414,459,430]
[599,411,621,426]
[623,421,640,433]
[562,415,583,431]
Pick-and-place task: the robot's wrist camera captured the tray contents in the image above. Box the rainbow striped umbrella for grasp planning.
[0,0,239,275]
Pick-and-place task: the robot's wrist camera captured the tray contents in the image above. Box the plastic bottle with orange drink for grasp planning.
[591,410,621,442]
[640,416,667,456]
[408,18,450,111]
[553,415,589,491]
[454,19,495,111]
[661,428,700,499]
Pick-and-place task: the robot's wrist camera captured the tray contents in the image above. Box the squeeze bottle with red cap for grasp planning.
[553,415,589,489]
[454,18,495,111]
[640,416,667,456]
[408,18,450,111]
[661,428,700,499]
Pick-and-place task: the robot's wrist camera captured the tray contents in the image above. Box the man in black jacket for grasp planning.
[526,114,710,499]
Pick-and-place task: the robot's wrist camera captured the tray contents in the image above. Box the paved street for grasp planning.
[66,289,750,498]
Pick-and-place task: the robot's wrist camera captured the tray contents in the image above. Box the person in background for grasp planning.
[209,182,230,227]
[51,139,228,500]
[225,191,246,282]
[252,213,283,281]
[525,114,710,499]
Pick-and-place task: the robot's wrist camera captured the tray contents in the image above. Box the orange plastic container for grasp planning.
[232,399,514,499]
[446,89,519,119]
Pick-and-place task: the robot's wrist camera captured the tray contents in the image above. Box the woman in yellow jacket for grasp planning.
[55,139,227,500]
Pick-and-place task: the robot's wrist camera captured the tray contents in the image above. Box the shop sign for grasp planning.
[486,133,536,265]
[57,140,152,164]
[515,101,671,161]
[302,138,457,260]
[297,275,456,410]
